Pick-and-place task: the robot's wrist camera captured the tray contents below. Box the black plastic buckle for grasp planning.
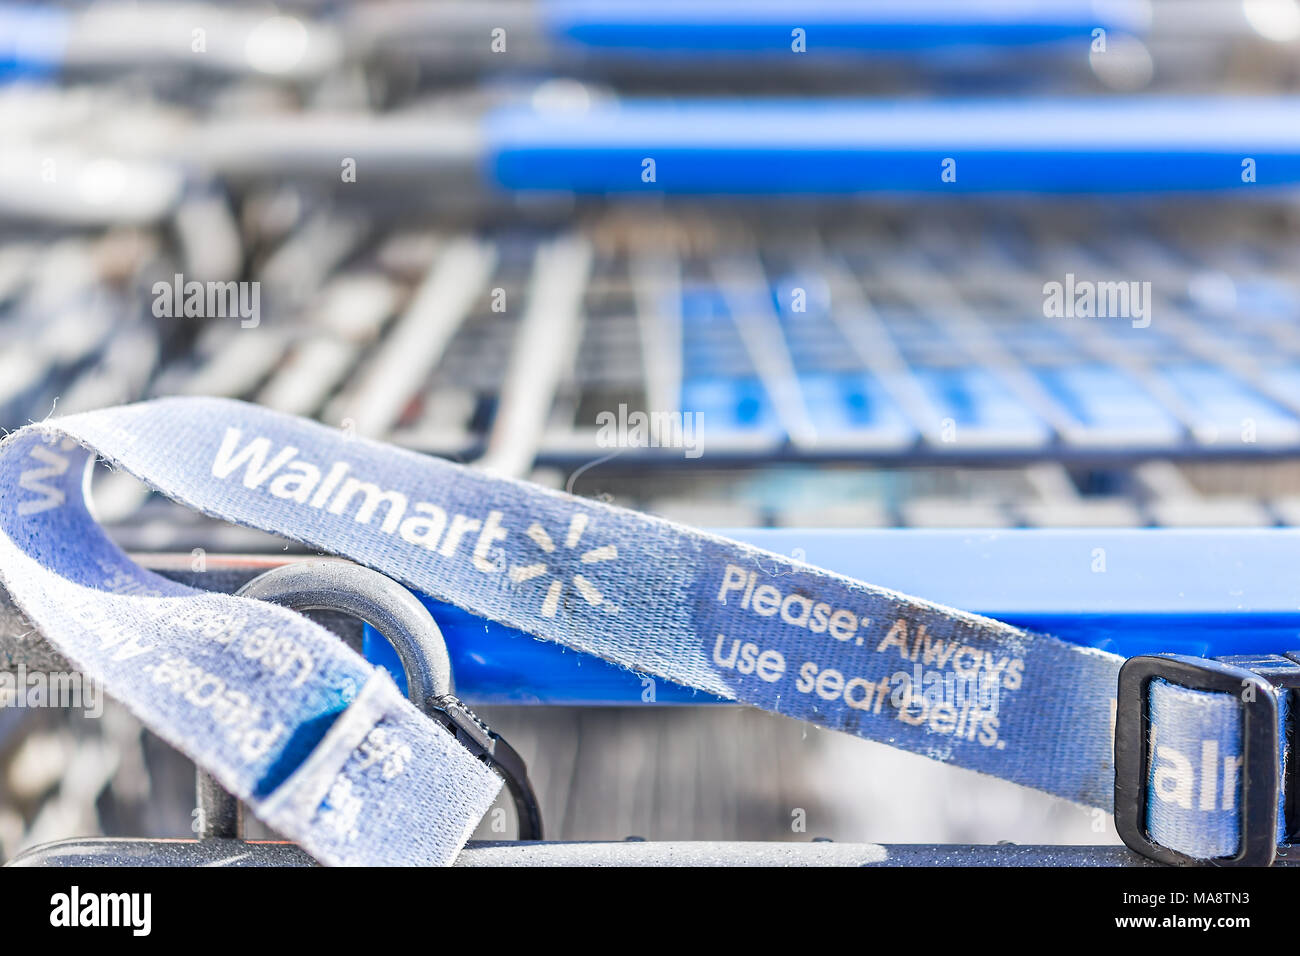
[1115,653,1297,867]
[426,693,545,841]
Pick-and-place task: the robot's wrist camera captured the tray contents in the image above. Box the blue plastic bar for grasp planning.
[773,289,918,447]
[0,5,67,80]
[486,98,1300,194]
[1158,364,1299,440]
[913,366,1052,447]
[798,372,914,442]
[679,285,784,437]
[541,0,1145,54]
[365,529,1300,704]
[1035,364,1183,447]
[681,377,781,435]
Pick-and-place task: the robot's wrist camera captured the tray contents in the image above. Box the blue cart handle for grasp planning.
[541,0,1147,54]
[487,96,1300,193]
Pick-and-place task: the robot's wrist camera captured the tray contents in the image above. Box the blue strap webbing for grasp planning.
[0,398,1283,863]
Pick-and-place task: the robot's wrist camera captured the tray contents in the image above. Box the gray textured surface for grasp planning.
[6,837,1160,867]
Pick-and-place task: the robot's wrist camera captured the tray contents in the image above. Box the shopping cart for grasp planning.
[2,0,1300,866]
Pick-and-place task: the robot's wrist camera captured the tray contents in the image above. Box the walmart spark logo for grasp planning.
[508,513,620,618]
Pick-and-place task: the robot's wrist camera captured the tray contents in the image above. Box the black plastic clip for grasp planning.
[427,693,544,841]
[1115,653,1299,866]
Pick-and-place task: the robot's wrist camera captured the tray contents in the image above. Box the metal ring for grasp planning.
[233,559,543,841]
[235,559,453,704]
